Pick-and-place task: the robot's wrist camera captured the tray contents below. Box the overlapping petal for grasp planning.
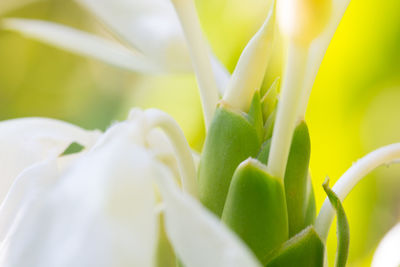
[2,18,162,73]
[76,0,191,72]
[0,117,101,205]
[0,123,157,267]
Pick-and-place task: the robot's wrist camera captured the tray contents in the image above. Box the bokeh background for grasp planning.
[1,0,399,266]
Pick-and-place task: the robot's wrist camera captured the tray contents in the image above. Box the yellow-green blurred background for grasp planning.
[1,0,400,266]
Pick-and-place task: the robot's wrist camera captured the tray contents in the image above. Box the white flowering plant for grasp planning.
[0,0,399,266]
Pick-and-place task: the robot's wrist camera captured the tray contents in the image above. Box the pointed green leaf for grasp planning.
[265,226,324,267]
[323,178,350,267]
[284,121,311,237]
[198,93,263,217]
[222,158,288,264]
[257,138,271,165]
[263,108,276,140]
[247,91,264,142]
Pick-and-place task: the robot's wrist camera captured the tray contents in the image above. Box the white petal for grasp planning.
[0,117,101,205]
[75,0,192,71]
[0,130,158,267]
[0,159,59,243]
[297,0,352,116]
[223,6,274,111]
[372,223,400,267]
[154,167,262,267]
[210,54,230,95]
[2,18,161,73]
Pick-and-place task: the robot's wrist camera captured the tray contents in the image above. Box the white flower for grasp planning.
[0,118,101,206]
[0,110,261,267]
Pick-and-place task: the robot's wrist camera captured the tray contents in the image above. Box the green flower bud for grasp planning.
[198,91,264,216]
[257,121,315,236]
[221,158,288,264]
[284,121,312,237]
[265,226,324,267]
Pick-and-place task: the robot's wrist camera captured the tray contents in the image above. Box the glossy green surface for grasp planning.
[323,179,350,267]
[284,121,312,237]
[221,159,288,264]
[265,226,324,267]
[198,92,263,217]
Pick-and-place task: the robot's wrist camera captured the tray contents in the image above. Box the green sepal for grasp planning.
[247,90,264,142]
[323,178,350,267]
[257,138,271,165]
[284,121,311,237]
[221,158,288,264]
[60,142,85,156]
[257,121,314,235]
[265,226,324,267]
[261,77,279,122]
[198,92,263,217]
[263,108,276,140]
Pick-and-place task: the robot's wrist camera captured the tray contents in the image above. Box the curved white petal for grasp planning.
[0,159,59,243]
[372,223,400,267]
[0,152,88,244]
[223,6,274,111]
[0,117,101,205]
[316,143,400,240]
[2,18,162,73]
[75,0,191,71]
[0,129,157,267]
[154,166,262,267]
[297,0,352,116]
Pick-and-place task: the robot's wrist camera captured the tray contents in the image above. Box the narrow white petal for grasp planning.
[223,6,274,111]
[267,43,308,179]
[2,18,161,73]
[76,0,192,71]
[170,0,220,130]
[0,130,157,267]
[154,167,262,267]
[297,0,352,116]
[315,143,400,240]
[145,109,198,197]
[0,117,101,205]
[372,223,400,267]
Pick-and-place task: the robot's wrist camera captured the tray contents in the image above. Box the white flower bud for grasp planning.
[277,0,332,44]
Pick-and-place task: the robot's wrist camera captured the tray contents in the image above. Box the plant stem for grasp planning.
[171,0,220,131]
[267,43,308,179]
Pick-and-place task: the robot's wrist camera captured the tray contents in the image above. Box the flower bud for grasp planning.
[277,0,332,44]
